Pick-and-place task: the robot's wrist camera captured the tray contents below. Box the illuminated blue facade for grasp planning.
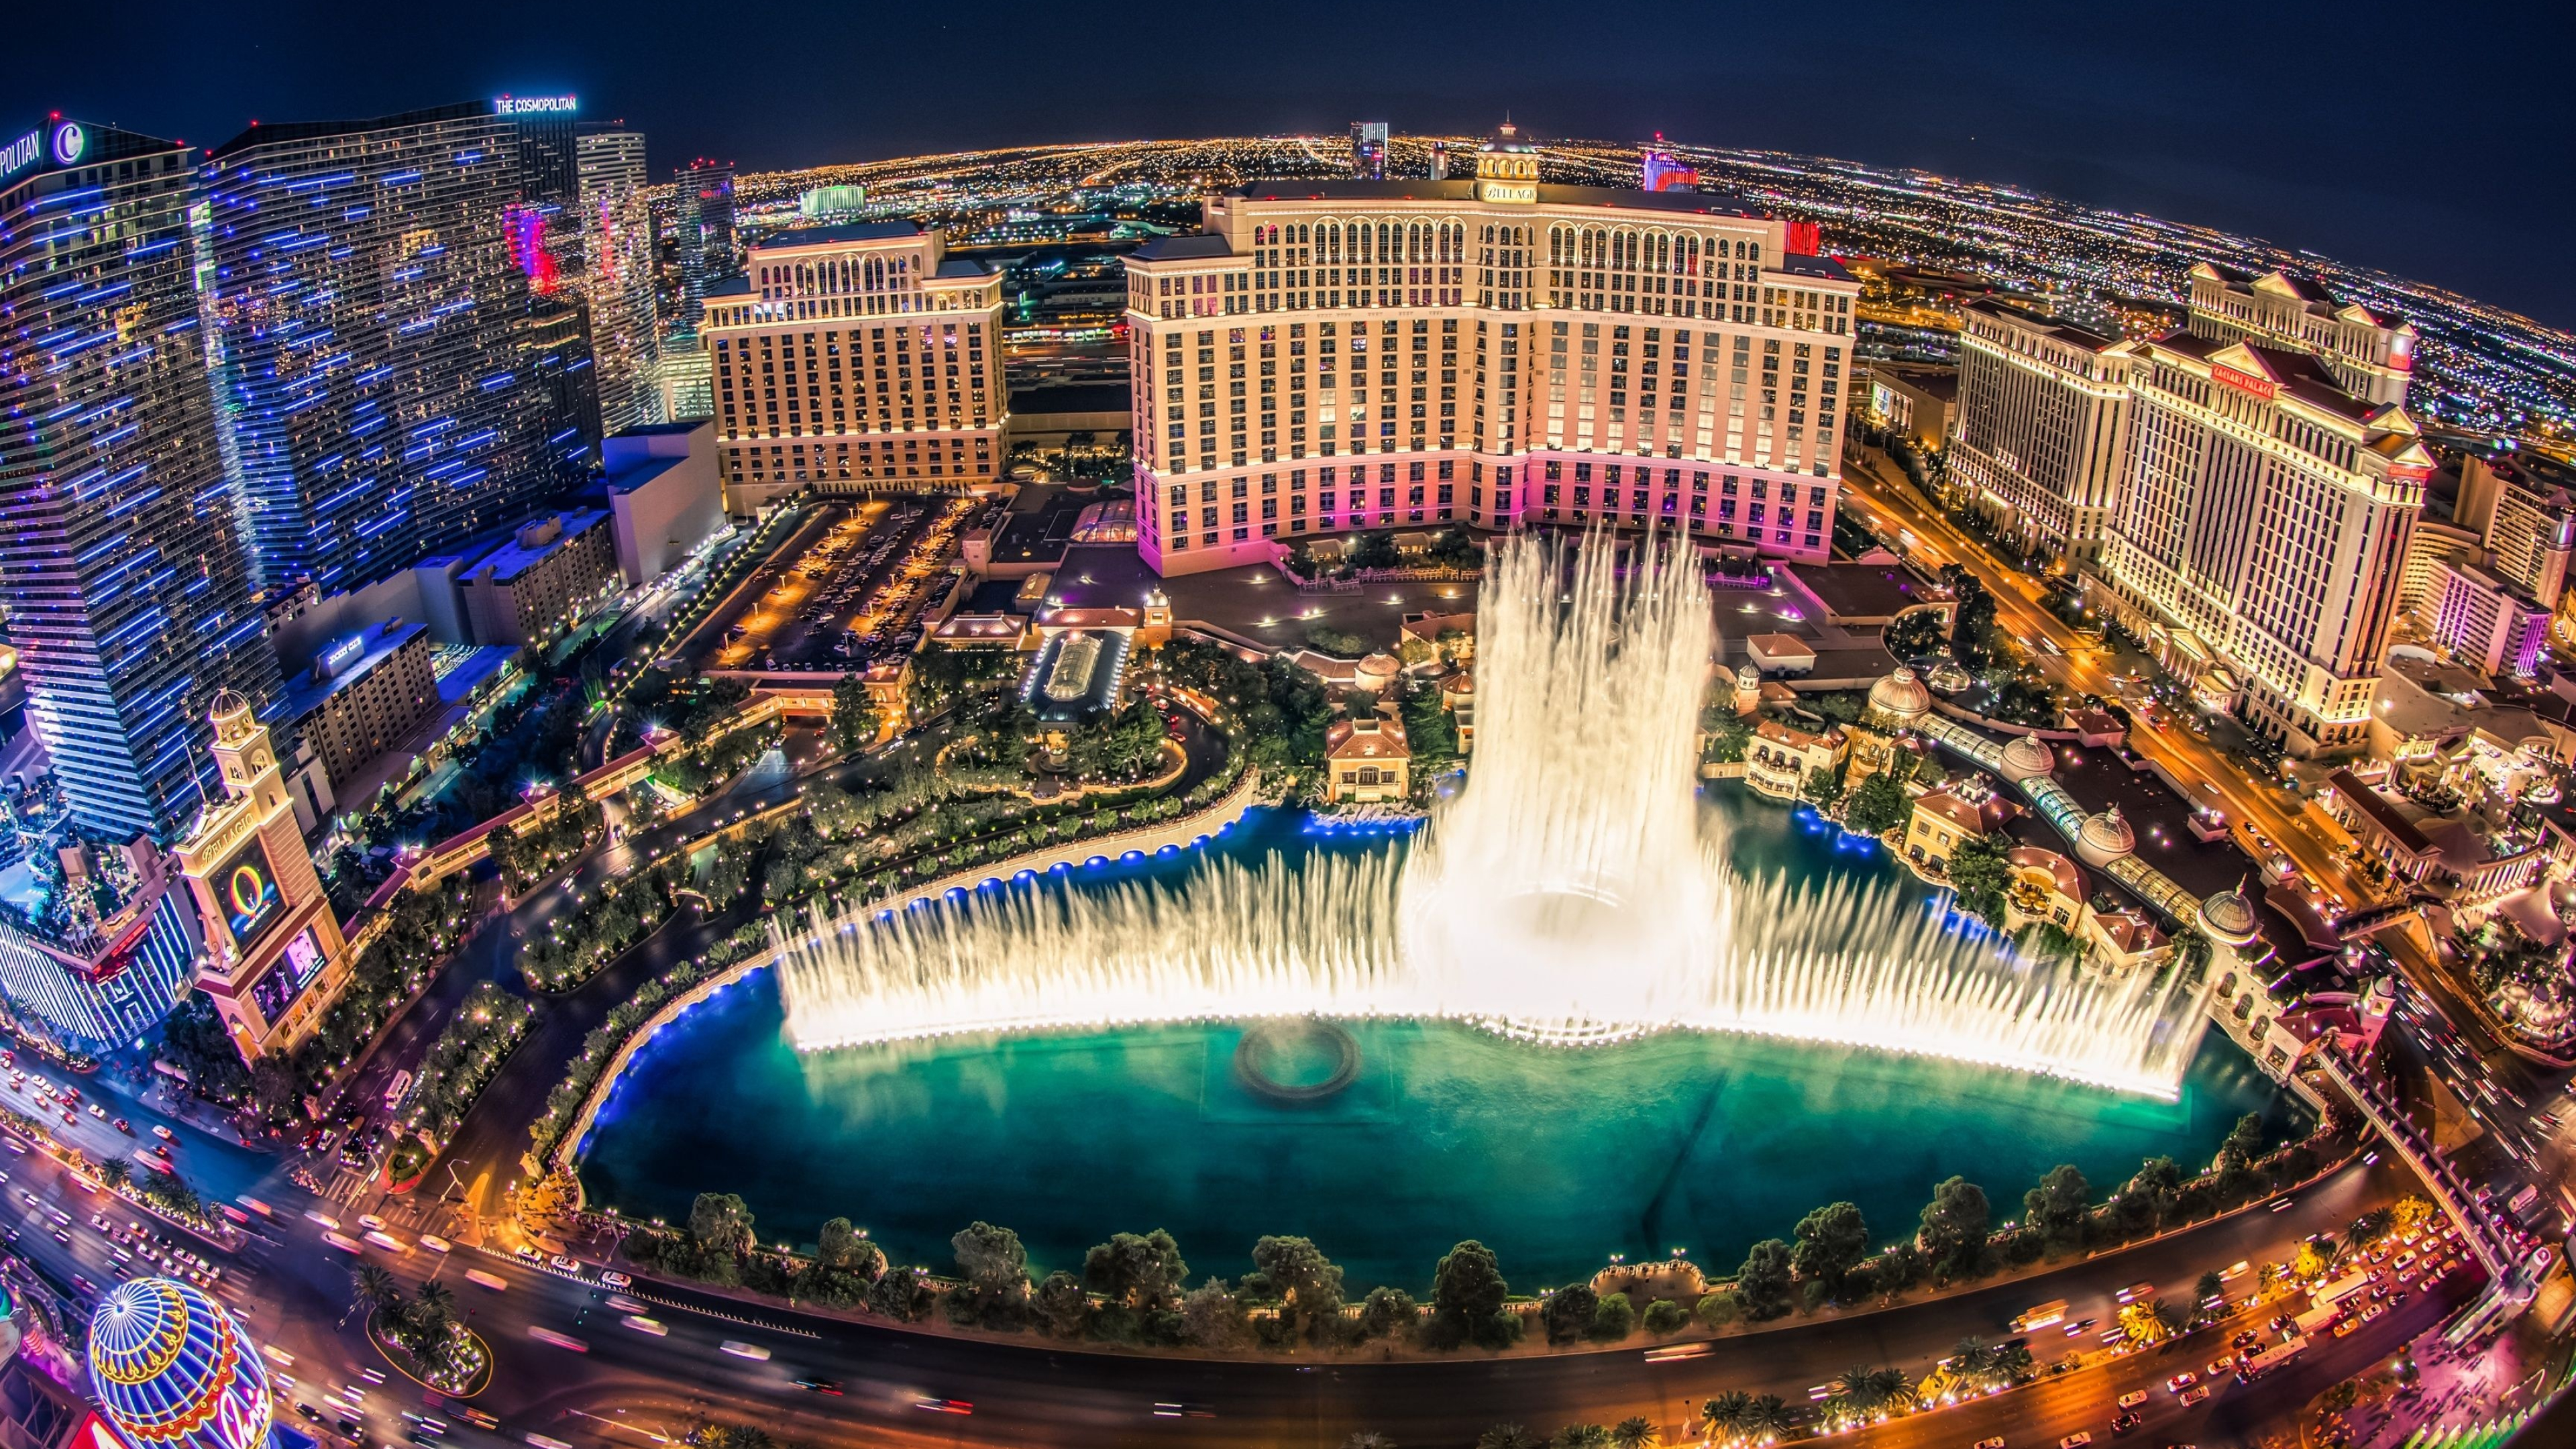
[199,101,597,596]
[0,117,281,839]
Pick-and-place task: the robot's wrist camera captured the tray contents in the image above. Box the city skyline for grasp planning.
[11,0,2568,334]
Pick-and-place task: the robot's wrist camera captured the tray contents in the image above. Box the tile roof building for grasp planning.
[1324,711,1410,803]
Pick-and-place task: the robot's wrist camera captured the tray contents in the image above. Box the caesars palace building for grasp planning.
[1121,126,1863,575]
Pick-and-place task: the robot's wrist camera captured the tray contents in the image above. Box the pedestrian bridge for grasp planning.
[1914,715,2201,927]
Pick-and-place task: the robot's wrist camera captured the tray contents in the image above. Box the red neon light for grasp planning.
[2212,363,2278,401]
[1784,220,1822,256]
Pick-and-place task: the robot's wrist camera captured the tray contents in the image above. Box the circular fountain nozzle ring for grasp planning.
[1233,1020,1362,1103]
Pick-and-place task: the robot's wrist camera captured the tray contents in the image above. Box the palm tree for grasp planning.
[1552,1427,1611,1449]
[1951,1336,1997,1379]
[1743,1397,1791,1443]
[1477,1426,1540,1449]
[1344,1436,1397,1449]
[1834,1365,1887,1413]
[1610,1418,1657,1449]
[350,1264,401,1318]
[1994,1342,2035,1382]
[729,1430,773,1449]
[1864,1368,1912,1413]
[1700,1392,1754,1441]
[409,1281,459,1336]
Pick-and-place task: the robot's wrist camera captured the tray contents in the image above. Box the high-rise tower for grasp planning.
[578,127,663,434]
[198,101,598,594]
[0,114,280,838]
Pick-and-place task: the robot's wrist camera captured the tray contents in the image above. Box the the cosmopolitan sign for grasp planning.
[0,129,42,183]
[494,95,578,115]
[2,120,88,185]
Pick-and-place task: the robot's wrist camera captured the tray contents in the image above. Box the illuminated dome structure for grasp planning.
[1999,733,2056,783]
[89,1278,274,1449]
[2074,806,2137,867]
[2198,882,2261,948]
[1866,666,1932,724]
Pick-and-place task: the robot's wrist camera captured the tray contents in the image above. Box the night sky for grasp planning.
[23,0,2570,330]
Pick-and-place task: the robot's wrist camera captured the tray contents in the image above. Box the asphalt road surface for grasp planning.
[0,1097,2454,1449]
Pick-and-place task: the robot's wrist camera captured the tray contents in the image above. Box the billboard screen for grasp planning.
[248,928,325,1024]
[211,835,286,953]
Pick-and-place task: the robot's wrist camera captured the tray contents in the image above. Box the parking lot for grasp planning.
[706,494,989,674]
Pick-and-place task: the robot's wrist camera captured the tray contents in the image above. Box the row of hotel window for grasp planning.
[729,436,991,482]
[1226,220,1768,271]
[1153,462,1827,547]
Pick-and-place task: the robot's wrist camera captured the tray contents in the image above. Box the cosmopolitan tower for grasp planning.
[0,115,280,839]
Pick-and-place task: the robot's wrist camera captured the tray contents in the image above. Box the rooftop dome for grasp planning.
[1925,659,1974,694]
[1734,663,1762,689]
[2200,881,2261,947]
[1354,653,1402,692]
[207,690,252,722]
[2074,805,2137,867]
[90,1277,274,1449]
[1999,733,2056,782]
[1867,666,1933,722]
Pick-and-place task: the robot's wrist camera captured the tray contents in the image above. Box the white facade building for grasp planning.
[2096,327,2434,753]
[1947,301,2136,561]
[701,219,1006,511]
[1120,126,1861,576]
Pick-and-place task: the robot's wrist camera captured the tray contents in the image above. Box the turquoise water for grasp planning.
[578,797,2290,1292]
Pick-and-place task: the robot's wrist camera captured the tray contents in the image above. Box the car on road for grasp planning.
[2065,1316,2099,1336]
[356,1214,386,1232]
[150,1125,172,1142]
[111,1119,129,1135]
[600,1271,631,1288]
[451,1409,498,1432]
[417,1234,451,1254]
[2059,1435,2094,1449]
[914,1400,973,1416]
[2166,1373,2198,1393]
[2118,1391,2149,1409]
[2181,1386,2211,1407]
[720,1341,770,1360]
[549,1254,578,1273]
[794,1379,843,1396]
[1974,1439,2006,1449]
[321,1232,362,1254]
[2110,1412,2143,1436]
[2116,1281,2155,1304]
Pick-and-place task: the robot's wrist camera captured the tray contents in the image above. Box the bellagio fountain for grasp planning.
[580,531,2277,1287]
[772,532,2212,1097]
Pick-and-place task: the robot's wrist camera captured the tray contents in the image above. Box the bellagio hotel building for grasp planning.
[700,219,1006,509]
[1122,126,1862,575]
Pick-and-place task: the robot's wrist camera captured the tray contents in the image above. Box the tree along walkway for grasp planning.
[1914,714,2202,926]
[541,766,1267,1181]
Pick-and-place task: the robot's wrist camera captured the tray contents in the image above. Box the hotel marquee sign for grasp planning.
[494,95,578,116]
[2210,362,2279,402]
[2,120,89,185]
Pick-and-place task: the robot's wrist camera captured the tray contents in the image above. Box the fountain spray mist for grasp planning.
[777,533,2211,1097]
